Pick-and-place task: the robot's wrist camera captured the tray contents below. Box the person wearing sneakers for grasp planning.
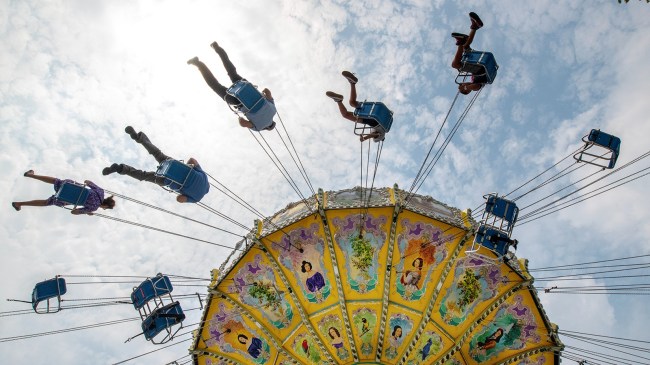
[326,71,386,142]
[451,12,485,95]
[102,126,209,203]
[11,170,115,214]
[187,41,276,132]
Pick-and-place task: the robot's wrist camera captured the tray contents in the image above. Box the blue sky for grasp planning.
[1,0,649,364]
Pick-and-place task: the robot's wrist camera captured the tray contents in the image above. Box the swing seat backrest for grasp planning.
[55,182,89,206]
[353,102,394,132]
[142,301,185,342]
[227,81,277,131]
[227,81,266,113]
[474,225,510,256]
[587,129,621,169]
[131,274,174,310]
[485,195,519,225]
[156,160,193,191]
[32,277,67,313]
[574,129,621,169]
[459,51,498,84]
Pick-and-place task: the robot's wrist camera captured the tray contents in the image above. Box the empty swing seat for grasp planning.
[574,129,621,169]
[456,50,498,84]
[142,301,185,342]
[156,159,193,191]
[484,194,519,225]
[473,225,512,256]
[55,181,90,207]
[131,274,174,310]
[32,277,67,313]
[353,101,394,132]
[226,80,276,131]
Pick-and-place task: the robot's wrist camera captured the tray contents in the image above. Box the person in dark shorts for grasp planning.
[451,12,486,95]
[326,71,386,142]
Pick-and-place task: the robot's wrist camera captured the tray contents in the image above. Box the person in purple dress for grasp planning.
[12,170,115,214]
[301,260,325,293]
[328,327,344,349]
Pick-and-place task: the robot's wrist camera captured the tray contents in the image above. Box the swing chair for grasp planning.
[32,276,67,314]
[132,274,185,344]
[352,101,394,140]
[54,181,90,208]
[472,225,518,257]
[455,50,498,85]
[226,80,277,131]
[131,273,173,310]
[155,159,194,193]
[573,129,621,169]
[466,193,519,261]
[141,301,185,343]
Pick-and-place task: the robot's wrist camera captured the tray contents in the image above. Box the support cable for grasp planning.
[407,88,482,203]
[407,91,461,198]
[88,211,245,249]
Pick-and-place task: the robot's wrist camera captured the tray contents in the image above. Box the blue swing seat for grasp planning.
[455,50,498,85]
[226,80,277,131]
[142,301,185,343]
[131,274,174,310]
[484,194,519,225]
[473,225,513,256]
[156,159,193,191]
[55,181,89,207]
[574,129,621,169]
[32,277,67,313]
[475,193,519,237]
[353,101,394,136]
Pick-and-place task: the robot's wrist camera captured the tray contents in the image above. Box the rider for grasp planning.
[187,41,276,131]
[451,12,485,95]
[326,71,388,142]
[102,126,209,203]
[12,170,115,214]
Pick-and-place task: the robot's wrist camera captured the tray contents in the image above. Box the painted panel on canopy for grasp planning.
[274,352,301,365]
[324,187,394,209]
[380,306,419,364]
[195,355,230,365]
[512,351,557,364]
[432,246,527,339]
[326,207,392,300]
[403,320,455,365]
[266,198,318,234]
[310,308,355,364]
[261,218,339,314]
[461,292,556,365]
[197,298,277,365]
[345,301,382,361]
[441,352,467,365]
[283,324,329,365]
[216,251,302,340]
[389,210,466,310]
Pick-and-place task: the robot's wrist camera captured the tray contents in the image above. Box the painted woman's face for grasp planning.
[395,327,402,338]
[329,328,337,337]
